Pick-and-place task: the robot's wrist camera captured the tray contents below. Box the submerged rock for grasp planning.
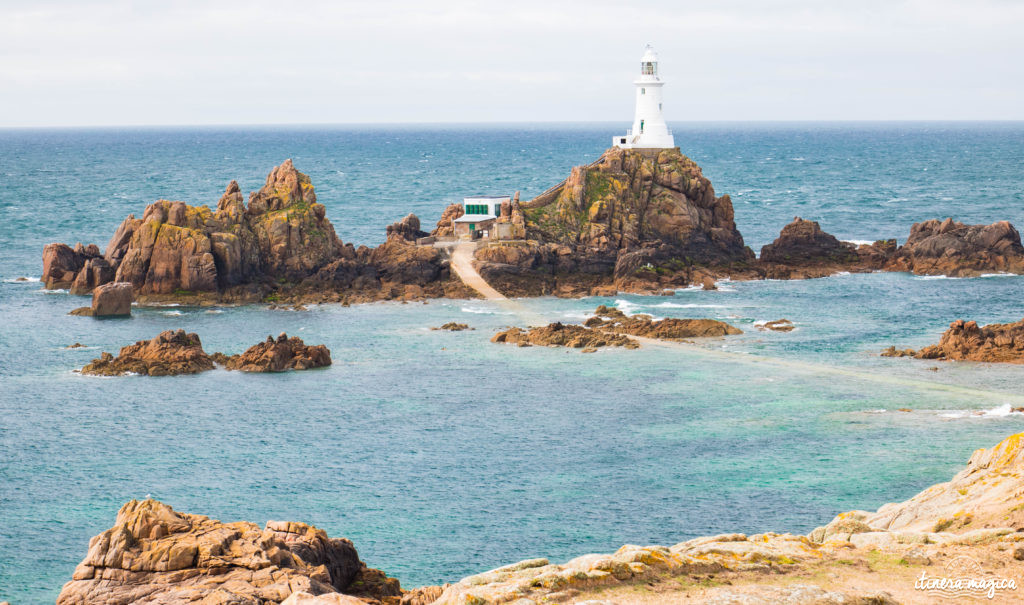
[432,322,471,331]
[80,330,213,376]
[212,333,331,372]
[758,319,795,332]
[491,322,639,350]
[56,499,400,605]
[586,305,742,339]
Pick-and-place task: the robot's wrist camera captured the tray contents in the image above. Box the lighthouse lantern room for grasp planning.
[613,44,676,149]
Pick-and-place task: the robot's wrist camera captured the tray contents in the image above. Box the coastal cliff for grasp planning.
[57,432,1024,604]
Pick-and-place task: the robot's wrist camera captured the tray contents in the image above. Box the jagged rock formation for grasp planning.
[491,323,639,350]
[80,331,332,375]
[432,322,470,331]
[886,318,1024,363]
[429,204,464,238]
[760,217,860,265]
[42,160,464,305]
[753,217,1024,281]
[584,305,742,339]
[886,218,1024,276]
[55,499,400,605]
[758,319,795,332]
[212,333,332,372]
[80,330,214,376]
[475,148,754,296]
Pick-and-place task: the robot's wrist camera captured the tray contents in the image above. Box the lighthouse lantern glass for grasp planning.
[642,61,656,75]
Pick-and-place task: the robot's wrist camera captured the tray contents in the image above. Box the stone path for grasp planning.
[450,242,507,300]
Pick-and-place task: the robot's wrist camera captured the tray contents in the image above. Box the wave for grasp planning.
[980,273,1018,278]
[939,404,1022,419]
[650,302,728,309]
[842,240,874,247]
[913,275,958,281]
[460,306,514,315]
[3,276,40,283]
[162,311,183,316]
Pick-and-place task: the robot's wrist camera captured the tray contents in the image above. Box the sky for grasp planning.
[1,0,1022,126]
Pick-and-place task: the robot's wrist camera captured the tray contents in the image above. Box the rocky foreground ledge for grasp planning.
[56,432,1024,604]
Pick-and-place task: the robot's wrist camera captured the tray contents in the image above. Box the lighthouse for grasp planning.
[613,44,675,149]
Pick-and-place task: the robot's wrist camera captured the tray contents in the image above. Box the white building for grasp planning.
[613,44,676,149]
[453,195,510,238]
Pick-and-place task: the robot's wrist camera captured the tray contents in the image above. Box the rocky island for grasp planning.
[41,151,1024,308]
[56,431,1024,604]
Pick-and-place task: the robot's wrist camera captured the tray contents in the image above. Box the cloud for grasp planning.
[0,0,1022,125]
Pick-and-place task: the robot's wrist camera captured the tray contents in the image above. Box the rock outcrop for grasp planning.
[213,333,332,372]
[585,305,742,339]
[760,217,859,265]
[429,204,464,238]
[432,432,1024,605]
[886,218,1024,276]
[43,243,103,290]
[90,282,133,316]
[56,499,400,605]
[43,160,464,305]
[476,147,754,296]
[491,323,639,350]
[80,330,214,376]
[907,318,1024,363]
[57,433,1024,604]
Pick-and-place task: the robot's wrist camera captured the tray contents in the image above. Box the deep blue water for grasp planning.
[1,123,1024,604]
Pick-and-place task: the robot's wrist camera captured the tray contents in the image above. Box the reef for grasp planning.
[211,333,332,372]
[491,322,639,350]
[884,318,1024,363]
[584,304,741,339]
[57,432,1024,604]
[80,330,214,376]
[80,330,331,376]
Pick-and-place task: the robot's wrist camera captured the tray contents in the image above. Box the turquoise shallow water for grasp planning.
[1,124,1024,604]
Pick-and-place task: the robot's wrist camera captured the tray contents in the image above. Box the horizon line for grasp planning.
[3,119,1024,130]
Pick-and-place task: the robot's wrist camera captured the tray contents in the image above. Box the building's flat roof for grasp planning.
[454,214,497,223]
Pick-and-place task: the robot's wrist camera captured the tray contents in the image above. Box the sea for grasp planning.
[1,122,1023,604]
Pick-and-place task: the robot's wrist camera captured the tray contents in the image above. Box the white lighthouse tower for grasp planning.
[613,44,675,149]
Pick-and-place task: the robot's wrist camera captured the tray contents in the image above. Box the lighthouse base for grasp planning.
[613,132,676,149]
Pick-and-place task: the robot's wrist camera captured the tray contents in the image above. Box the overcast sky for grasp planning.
[1,0,1022,126]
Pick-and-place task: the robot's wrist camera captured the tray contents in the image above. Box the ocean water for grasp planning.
[1,123,1024,604]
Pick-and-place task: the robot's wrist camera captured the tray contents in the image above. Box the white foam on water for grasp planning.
[980,273,1017,278]
[460,306,514,315]
[651,302,728,309]
[205,309,223,314]
[3,276,40,283]
[612,299,641,315]
[842,240,875,247]
[938,404,1022,419]
[914,275,958,280]
[562,312,590,320]
[40,288,69,294]
[162,311,183,316]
